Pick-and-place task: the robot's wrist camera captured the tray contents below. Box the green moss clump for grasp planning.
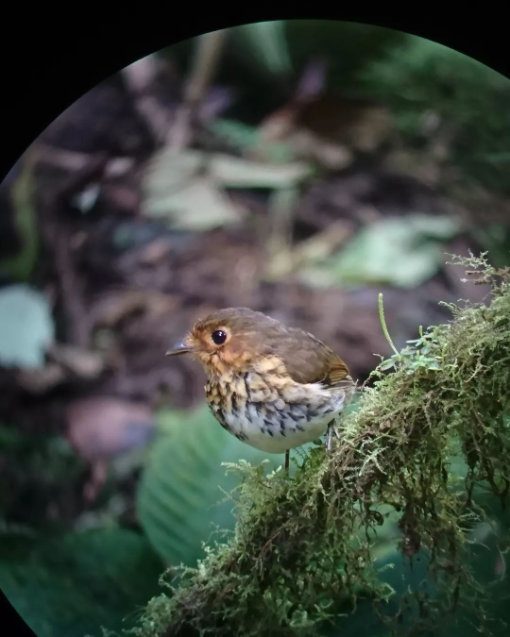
[127,255,510,637]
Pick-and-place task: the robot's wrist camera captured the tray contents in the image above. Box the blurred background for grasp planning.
[0,20,509,636]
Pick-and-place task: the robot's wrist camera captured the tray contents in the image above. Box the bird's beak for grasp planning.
[165,339,193,357]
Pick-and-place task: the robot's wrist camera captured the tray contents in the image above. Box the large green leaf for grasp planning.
[137,406,282,566]
[0,528,164,637]
[323,517,510,636]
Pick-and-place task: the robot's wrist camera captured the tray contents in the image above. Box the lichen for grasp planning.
[126,254,510,637]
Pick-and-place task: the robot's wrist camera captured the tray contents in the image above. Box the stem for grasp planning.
[378,292,400,357]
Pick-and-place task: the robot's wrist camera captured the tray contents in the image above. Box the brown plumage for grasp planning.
[167,307,355,461]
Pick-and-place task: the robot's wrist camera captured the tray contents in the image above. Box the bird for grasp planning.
[166,307,355,470]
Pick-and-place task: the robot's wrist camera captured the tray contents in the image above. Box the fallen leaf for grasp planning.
[299,214,460,288]
[0,285,54,368]
[143,148,311,230]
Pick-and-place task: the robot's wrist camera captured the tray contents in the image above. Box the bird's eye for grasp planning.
[211,329,227,345]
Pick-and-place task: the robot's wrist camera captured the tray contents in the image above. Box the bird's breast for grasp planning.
[204,370,350,453]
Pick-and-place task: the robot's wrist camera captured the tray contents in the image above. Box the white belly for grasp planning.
[209,376,348,454]
[224,408,335,453]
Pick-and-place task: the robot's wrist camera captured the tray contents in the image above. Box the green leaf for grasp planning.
[137,406,282,566]
[0,528,164,637]
[299,214,460,289]
[0,159,39,281]
[0,284,54,368]
[207,119,296,163]
[206,119,260,151]
[229,21,292,76]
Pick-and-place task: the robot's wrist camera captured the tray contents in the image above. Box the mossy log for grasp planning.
[128,257,510,637]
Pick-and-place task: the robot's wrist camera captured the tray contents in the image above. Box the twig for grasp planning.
[167,30,226,150]
[53,227,89,348]
[122,55,174,144]
[38,151,108,347]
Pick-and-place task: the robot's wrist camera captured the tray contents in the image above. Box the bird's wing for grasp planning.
[271,327,351,388]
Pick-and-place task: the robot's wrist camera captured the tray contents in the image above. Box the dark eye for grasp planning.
[211,329,227,345]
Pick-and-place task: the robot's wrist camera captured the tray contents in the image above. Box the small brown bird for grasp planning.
[166,308,355,469]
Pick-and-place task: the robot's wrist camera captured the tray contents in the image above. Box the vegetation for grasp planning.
[126,255,510,636]
[1,20,510,637]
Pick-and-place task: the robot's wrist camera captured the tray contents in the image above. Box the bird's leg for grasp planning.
[284,449,290,473]
[326,419,338,453]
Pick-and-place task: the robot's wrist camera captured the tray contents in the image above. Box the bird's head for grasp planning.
[166,307,282,377]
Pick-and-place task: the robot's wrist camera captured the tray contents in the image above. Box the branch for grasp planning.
[129,262,510,637]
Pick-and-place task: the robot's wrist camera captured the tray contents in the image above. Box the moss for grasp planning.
[127,254,510,637]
